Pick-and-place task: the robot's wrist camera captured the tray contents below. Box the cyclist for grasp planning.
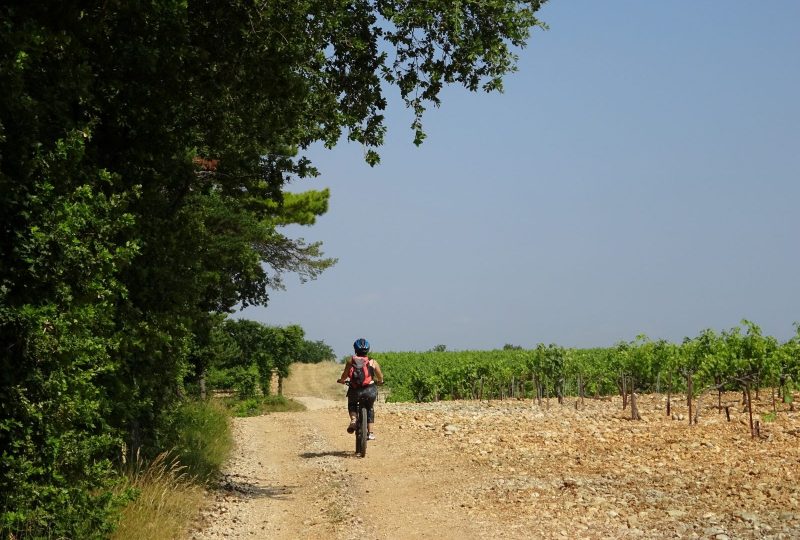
[337,338,384,440]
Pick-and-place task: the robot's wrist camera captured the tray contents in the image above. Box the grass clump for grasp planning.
[112,453,204,540]
[113,399,232,539]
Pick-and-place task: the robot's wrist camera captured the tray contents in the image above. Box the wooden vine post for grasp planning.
[630,377,641,420]
[620,374,628,411]
[686,371,693,426]
[666,371,672,417]
[744,381,756,438]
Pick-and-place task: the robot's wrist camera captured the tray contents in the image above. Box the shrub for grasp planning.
[160,400,232,482]
[231,397,263,417]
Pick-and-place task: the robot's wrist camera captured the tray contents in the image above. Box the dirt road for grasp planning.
[192,363,800,539]
[193,363,485,539]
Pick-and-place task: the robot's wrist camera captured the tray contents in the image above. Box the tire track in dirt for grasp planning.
[192,406,360,539]
[192,403,487,539]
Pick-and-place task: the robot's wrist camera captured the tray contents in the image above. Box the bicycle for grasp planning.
[343,380,369,457]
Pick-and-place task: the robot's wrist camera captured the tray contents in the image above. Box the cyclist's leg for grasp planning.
[365,385,378,437]
[346,391,358,432]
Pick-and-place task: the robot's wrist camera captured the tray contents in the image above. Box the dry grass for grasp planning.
[112,452,205,540]
[282,361,344,400]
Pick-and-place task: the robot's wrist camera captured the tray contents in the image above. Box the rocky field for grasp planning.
[382,393,800,539]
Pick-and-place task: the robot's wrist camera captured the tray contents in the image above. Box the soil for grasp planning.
[191,363,800,539]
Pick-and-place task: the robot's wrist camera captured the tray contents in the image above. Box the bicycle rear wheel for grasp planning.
[355,418,363,455]
[358,406,368,457]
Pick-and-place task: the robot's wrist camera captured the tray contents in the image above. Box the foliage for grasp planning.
[296,339,336,363]
[221,319,276,396]
[775,323,800,405]
[195,318,312,403]
[230,366,260,400]
[1,1,546,534]
[530,343,567,399]
[229,398,263,418]
[379,322,800,410]
[204,319,306,396]
[158,400,232,483]
[0,169,135,537]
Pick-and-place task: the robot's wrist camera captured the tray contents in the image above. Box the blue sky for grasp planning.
[240,1,800,358]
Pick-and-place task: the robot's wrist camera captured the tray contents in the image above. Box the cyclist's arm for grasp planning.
[372,360,384,385]
[337,358,352,383]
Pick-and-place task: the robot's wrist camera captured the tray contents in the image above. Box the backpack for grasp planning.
[348,355,374,388]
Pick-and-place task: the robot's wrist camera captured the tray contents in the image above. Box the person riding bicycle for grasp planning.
[337,338,384,440]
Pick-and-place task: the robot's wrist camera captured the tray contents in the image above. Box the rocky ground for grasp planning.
[191,363,800,539]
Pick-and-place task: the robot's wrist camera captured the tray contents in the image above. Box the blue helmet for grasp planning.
[353,338,370,356]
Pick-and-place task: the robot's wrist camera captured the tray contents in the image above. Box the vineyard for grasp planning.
[377,321,800,437]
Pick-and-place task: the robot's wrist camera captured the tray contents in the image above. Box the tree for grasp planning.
[0,178,136,536]
[0,1,547,535]
[222,319,276,397]
[297,340,336,363]
[269,325,305,396]
[189,313,242,399]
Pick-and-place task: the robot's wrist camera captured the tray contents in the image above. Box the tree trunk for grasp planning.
[771,386,777,415]
[621,375,628,410]
[199,370,207,400]
[666,372,672,417]
[530,373,535,403]
[128,419,142,464]
[745,382,755,437]
[694,392,701,425]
